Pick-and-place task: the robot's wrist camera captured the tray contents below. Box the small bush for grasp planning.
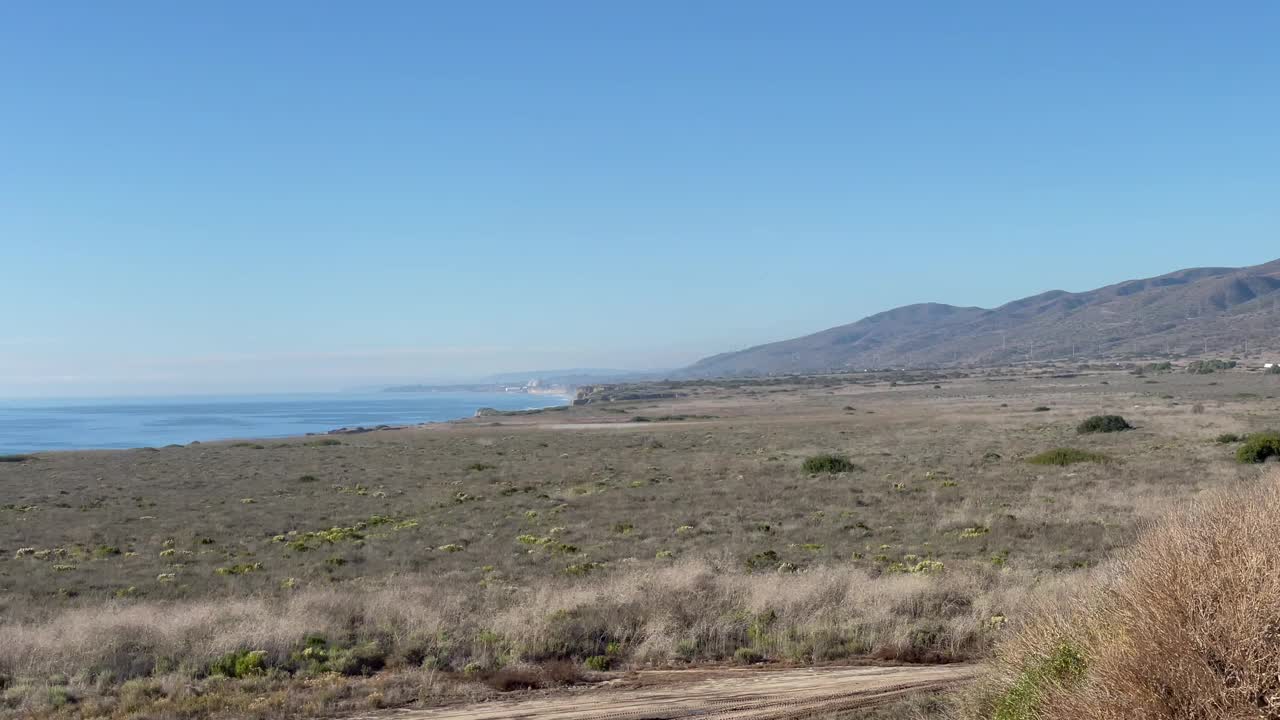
[584,655,614,672]
[1027,448,1110,466]
[1076,415,1132,434]
[215,562,263,575]
[734,647,765,664]
[1186,359,1236,374]
[1215,433,1242,444]
[481,666,542,692]
[93,545,121,559]
[328,642,387,676]
[46,686,75,708]
[1236,432,1280,464]
[540,660,585,686]
[564,561,603,576]
[745,549,781,572]
[1032,406,1051,412]
[0,454,33,463]
[802,454,858,474]
[208,650,267,678]
[990,641,1088,720]
[966,477,1280,718]
[1268,365,1280,375]
[481,663,584,691]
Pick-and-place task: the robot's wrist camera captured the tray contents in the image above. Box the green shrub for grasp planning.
[46,687,74,708]
[93,545,121,559]
[0,454,32,463]
[467,463,496,471]
[564,561,603,576]
[584,655,613,672]
[1215,433,1242,444]
[290,638,331,673]
[1028,448,1110,466]
[1236,432,1280,464]
[327,642,387,676]
[734,647,765,664]
[992,641,1087,720]
[674,639,699,661]
[802,454,858,474]
[1186,359,1236,374]
[1076,415,1132,434]
[1032,406,1051,412]
[215,562,263,575]
[208,650,268,678]
[1268,365,1280,375]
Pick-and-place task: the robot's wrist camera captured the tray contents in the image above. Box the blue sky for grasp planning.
[3,2,1279,395]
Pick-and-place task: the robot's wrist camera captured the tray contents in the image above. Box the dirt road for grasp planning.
[354,664,976,720]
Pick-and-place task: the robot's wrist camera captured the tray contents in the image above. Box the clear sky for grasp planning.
[3,2,1279,396]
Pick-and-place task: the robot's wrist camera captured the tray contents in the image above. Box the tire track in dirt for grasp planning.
[353,664,976,720]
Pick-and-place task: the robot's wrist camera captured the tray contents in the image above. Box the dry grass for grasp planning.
[4,366,1280,717]
[959,472,1280,719]
[4,367,1265,613]
[0,559,1038,718]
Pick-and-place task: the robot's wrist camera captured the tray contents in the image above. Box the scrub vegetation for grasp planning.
[1,363,1276,718]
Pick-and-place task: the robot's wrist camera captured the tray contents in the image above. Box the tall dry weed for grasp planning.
[0,559,1038,715]
[963,473,1280,719]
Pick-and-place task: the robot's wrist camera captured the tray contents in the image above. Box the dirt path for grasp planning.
[354,664,976,720]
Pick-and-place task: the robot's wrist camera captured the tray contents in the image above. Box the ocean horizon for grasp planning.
[0,391,570,454]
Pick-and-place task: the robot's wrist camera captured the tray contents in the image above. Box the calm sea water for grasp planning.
[0,392,569,454]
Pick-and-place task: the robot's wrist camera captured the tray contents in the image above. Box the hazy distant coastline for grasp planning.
[0,391,569,455]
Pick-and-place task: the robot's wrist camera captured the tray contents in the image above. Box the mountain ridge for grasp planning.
[681,258,1280,377]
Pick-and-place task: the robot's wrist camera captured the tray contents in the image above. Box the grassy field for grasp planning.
[2,364,1278,717]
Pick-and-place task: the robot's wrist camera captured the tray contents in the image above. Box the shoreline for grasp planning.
[0,391,573,456]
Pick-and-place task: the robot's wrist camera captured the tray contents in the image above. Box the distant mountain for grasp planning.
[682,258,1280,376]
[479,369,657,385]
[383,369,661,394]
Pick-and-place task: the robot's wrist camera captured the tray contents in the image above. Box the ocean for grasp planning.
[0,391,569,454]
